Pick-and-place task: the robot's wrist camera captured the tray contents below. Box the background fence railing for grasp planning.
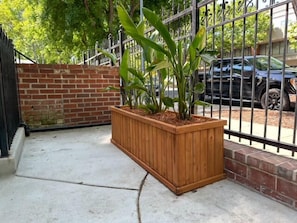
[14,49,36,64]
[0,26,21,157]
[82,0,297,158]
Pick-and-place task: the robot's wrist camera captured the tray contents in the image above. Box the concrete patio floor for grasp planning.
[0,125,296,223]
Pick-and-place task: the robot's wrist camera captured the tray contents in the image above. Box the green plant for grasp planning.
[105,4,214,120]
[101,17,168,113]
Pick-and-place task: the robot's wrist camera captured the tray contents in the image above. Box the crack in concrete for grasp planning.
[137,172,149,223]
[15,174,139,192]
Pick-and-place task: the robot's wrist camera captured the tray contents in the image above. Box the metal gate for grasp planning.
[0,26,20,157]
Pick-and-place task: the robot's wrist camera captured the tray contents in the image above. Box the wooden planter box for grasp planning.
[111,106,227,195]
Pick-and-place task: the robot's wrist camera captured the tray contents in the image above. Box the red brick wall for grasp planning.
[225,140,297,210]
[17,64,120,129]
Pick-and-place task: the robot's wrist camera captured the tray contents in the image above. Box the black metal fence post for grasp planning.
[0,62,9,157]
[118,26,126,105]
[108,33,113,66]
[191,0,199,114]
[0,26,21,157]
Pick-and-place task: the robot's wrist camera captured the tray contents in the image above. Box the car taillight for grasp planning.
[290,78,297,90]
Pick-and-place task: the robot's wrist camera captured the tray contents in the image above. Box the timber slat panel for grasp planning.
[148,125,153,167]
[110,106,226,195]
[161,129,165,175]
[207,128,215,177]
[200,129,208,180]
[176,134,186,186]
[185,132,193,185]
[156,128,162,174]
[166,132,173,182]
[131,119,135,155]
[193,131,201,182]
[136,122,144,160]
[214,127,224,175]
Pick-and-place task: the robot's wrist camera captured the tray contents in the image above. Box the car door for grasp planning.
[231,59,254,99]
[208,60,231,98]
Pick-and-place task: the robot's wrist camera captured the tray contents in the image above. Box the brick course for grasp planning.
[225,140,297,210]
[17,64,120,129]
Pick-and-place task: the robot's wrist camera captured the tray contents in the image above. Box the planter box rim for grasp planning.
[111,106,227,134]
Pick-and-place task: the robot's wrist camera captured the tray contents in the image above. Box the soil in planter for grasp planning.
[121,107,214,126]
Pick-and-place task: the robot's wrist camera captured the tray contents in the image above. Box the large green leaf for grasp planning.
[117,5,138,38]
[194,100,211,107]
[162,97,175,108]
[131,33,171,58]
[143,7,176,57]
[128,68,145,84]
[200,53,216,65]
[183,61,191,75]
[120,50,129,82]
[146,60,171,73]
[129,83,148,92]
[136,20,145,36]
[189,56,201,72]
[189,27,206,63]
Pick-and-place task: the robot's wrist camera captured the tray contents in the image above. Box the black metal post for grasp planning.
[118,26,126,105]
[191,0,199,114]
[108,33,113,66]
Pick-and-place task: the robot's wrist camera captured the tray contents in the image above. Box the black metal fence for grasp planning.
[82,0,297,157]
[0,26,20,157]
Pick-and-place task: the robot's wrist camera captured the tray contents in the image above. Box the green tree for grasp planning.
[288,22,297,50]
[9,0,170,63]
[0,0,48,62]
[202,0,270,53]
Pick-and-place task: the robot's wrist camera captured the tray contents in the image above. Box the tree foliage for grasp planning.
[0,0,170,63]
[203,0,270,53]
[0,0,270,63]
[288,22,297,50]
[0,0,47,62]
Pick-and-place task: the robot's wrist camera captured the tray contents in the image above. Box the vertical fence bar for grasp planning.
[0,62,9,157]
[83,52,87,65]
[277,2,290,152]
[191,0,198,114]
[108,33,113,66]
[263,1,274,150]
[95,41,99,66]
[238,0,248,141]
[249,0,259,146]
[227,0,236,140]
[118,26,126,105]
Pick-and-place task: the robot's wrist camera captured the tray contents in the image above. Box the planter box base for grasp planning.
[111,106,227,195]
[112,139,225,194]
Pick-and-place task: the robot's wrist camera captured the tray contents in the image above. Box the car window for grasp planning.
[246,56,290,70]
[232,60,253,72]
[213,61,230,72]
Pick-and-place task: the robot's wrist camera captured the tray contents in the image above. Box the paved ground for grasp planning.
[0,125,296,223]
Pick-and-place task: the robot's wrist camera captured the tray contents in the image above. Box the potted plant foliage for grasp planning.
[106,4,226,195]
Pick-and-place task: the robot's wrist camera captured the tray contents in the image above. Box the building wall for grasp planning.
[225,140,297,211]
[17,64,120,129]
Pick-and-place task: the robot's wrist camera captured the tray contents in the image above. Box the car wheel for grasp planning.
[260,88,290,111]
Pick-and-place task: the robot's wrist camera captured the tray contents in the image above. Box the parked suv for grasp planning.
[200,55,297,110]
